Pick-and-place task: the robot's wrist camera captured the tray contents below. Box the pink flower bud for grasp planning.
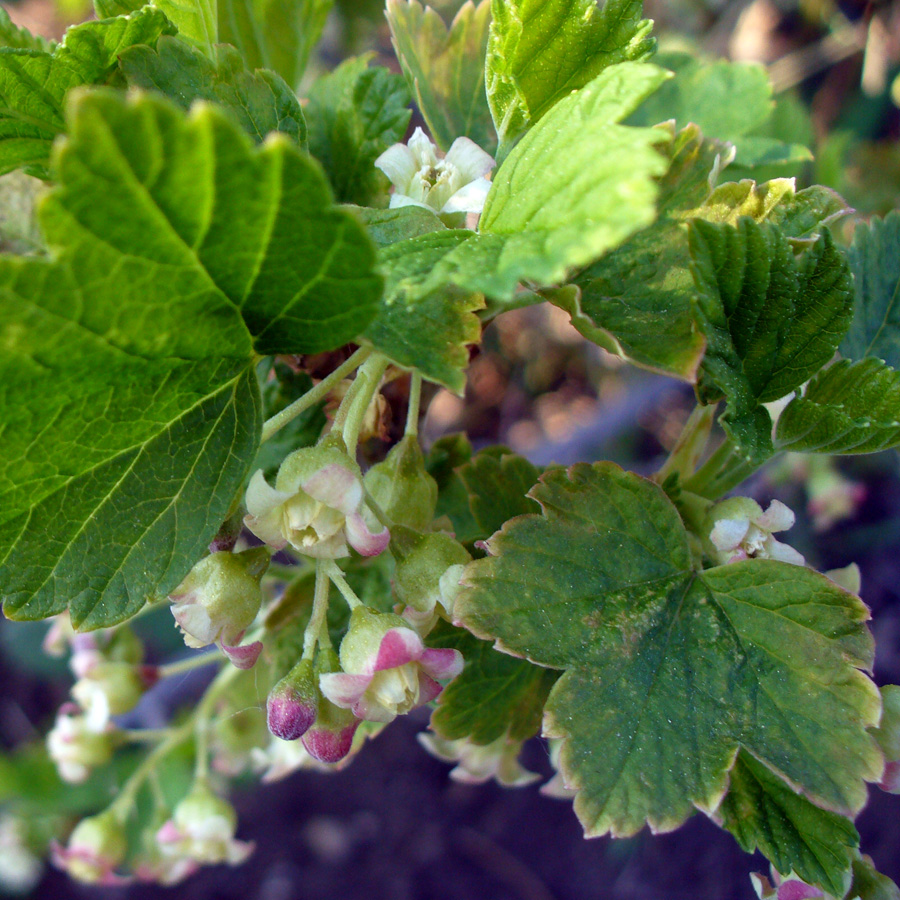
[267,658,318,741]
[300,649,360,763]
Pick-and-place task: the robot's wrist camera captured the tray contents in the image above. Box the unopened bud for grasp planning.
[301,649,359,763]
[51,810,128,885]
[364,435,438,531]
[267,658,318,741]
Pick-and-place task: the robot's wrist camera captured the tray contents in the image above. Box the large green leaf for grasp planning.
[0,91,380,629]
[306,55,411,206]
[718,749,859,896]
[362,230,483,393]
[121,37,307,147]
[0,9,175,178]
[218,0,332,90]
[840,212,900,367]
[690,218,854,462]
[386,0,494,153]
[775,358,900,455]
[428,621,558,744]
[486,0,653,157]
[457,463,882,837]
[418,62,670,303]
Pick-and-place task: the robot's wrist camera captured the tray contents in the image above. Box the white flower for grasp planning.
[375,127,495,216]
[244,444,389,560]
[708,498,805,566]
[418,732,540,787]
[0,815,42,893]
[46,704,114,784]
[156,784,253,870]
[251,737,335,783]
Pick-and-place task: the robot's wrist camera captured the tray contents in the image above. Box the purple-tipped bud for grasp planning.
[266,659,317,741]
[300,648,359,763]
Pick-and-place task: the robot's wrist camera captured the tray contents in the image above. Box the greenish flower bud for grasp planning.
[364,435,438,531]
[51,810,128,885]
[394,532,471,627]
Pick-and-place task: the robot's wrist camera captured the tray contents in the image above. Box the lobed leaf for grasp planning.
[0,8,54,52]
[306,55,412,206]
[718,749,859,896]
[121,37,307,147]
[387,0,494,153]
[840,212,900,368]
[457,463,882,838]
[0,90,380,628]
[775,358,900,454]
[152,0,217,58]
[218,0,332,90]
[0,9,175,178]
[486,0,653,156]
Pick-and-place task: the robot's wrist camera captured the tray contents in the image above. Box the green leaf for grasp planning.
[421,62,670,303]
[425,433,482,543]
[630,52,772,142]
[94,0,144,18]
[0,8,54,51]
[428,620,558,744]
[0,90,380,628]
[386,0,494,153]
[558,124,723,381]
[850,856,900,900]
[775,358,900,455]
[486,0,654,156]
[717,749,859,896]
[121,37,307,147]
[840,212,900,367]
[690,218,855,462]
[363,231,483,393]
[152,0,217,58]
[218,0,332,90]
[457,446,540,537]
[306,55,412,206]
[0,9,175,179]
[0,171,45,254]
[457,463,882,837]
[730,136,813,171]
[351,204,447,248]
[873,685,900,760]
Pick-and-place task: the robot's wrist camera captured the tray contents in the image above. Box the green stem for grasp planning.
[341,355,390,455]
[302,561,332,660]
[158,652,218,679]
[323,560,362,610]
[683,439,736,496]
[109,722,193,818]
[701,458,763,501]
[656,404,717,483]
[405,373,422,438]
[261,347,371,443]
[119,728,177,744]
[193,662,243,780]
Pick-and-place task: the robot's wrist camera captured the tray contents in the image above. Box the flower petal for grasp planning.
[777,881,823,900]
[756,499,795,533]
[373,628,424,672]
[345,513,390,557]
[172,602,217,647]
[764,538,805,567]
[417,673,443,705]
[245,470,291,518]
[444,136,495,180]
[374,143,417,187]
[389,193,432,211]
[220,640,263,670]
[419,647,464,681]
[243,508,288,551]
[441,177,492,215]
[710,518,749,552]
[408,127,438,167]
[319,672,372,708]
[302,464,362,515]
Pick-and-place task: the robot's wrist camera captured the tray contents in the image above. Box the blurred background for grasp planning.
[1,0,899,897]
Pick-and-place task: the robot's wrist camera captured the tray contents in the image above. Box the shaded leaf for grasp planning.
[387,0,494,153]
[0,9,175,178]
[458,463,881,837]
[850,856,900,900]
[841,212,900,367]
[306,55,412,206]
[690,218,854,462]
[718,749,859,897]
[363,230,482,393]
[0,91,380,628]
[153,0,217,57]
[0,8,54,51]
[428,620,558,744]
[352,205,446,248]
[218,0,332,90]
[456,446,540,537]
[486,0,653,157]
[121,38,307,146]
[425,434,482,544]
[775,359,900,455]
